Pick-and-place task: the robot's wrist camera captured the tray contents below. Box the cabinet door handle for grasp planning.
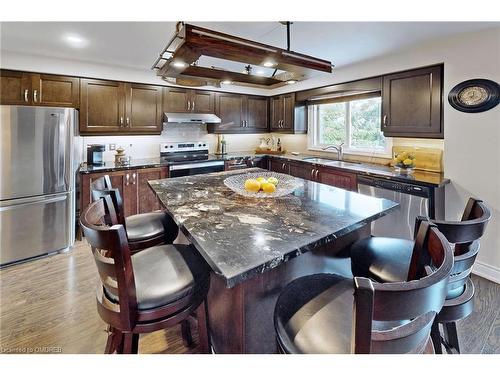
[282,163,286,171]
[24,89,29,102]
[310,169,315,179]
[383,115,387,127]
[132,173,136,185]
[126,117,130,127]
[125,173,130,186]
[192,101,195,111]
[315,169,320,179]
[187,100,191,111]
[33,89,38,103]
[120,117,124,126]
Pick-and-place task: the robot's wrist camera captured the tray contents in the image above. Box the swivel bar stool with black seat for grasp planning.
[91,175,179,253]
[350,198,491,354]
[80,195,211,354]
[273,219,453,354]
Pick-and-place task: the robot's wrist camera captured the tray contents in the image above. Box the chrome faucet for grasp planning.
[322,143,344,160]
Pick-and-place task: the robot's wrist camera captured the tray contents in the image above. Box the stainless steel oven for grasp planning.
[169,160,225,177]
[160,141,225,178]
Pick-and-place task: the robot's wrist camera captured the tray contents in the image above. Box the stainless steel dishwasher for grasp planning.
[357,175,437,240]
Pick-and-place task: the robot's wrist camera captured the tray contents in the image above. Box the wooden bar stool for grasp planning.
[350,198,491,353]
[273,220,454,354]
[91,175,179,253]
[80,195,211,354]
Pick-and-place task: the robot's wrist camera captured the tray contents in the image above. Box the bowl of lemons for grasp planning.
[393,151,417,174]
[224,172,302,198]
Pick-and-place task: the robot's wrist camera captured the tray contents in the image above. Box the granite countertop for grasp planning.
[79,157,165,174]
[149,168,398,287]
[78,151,449,187]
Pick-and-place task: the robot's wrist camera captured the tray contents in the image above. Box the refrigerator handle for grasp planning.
[0,195,67,211]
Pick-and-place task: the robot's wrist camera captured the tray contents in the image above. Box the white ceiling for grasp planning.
[1,22,498,78]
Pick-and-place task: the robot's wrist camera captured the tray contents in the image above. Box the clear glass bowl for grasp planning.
[224,171,303,198]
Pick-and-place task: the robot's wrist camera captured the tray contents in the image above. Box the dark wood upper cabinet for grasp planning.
[126,83,163,133]
[209,93,269,133]
[80,79,163,135]
[214,92,244,131]
[270,93,305,134]
[382,65,443,138]
[163,87,190,112]
[163,87,215,113]
[191,90,215,113]
[1,70,79,107]
[0,70,32,105]
[282,94,295,131]
[245,96,268,130]
[79,78,126,134]
[270,96,283,131]
[34,74,79,107]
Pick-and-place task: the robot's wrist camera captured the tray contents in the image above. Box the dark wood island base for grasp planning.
[207,225,370,354]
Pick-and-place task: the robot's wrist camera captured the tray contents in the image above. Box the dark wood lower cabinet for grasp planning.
[80,167,168,218]
[270,158,358,191]
[269,159,290,174]
[136,167,168,213]
[319,168,358,191]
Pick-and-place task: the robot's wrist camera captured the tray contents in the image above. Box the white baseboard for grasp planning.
[472,261,500,284]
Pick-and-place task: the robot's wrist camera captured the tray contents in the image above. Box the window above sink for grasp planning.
[308,94,392,158]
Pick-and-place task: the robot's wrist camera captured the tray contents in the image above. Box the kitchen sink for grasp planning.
[322,160,361,167]
[301,157,361,166]
[301,157,337,163]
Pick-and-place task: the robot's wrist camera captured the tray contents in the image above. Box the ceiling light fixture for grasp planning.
[172,60,187,68]
[221,80,232,85]
[286,79,298,85]
[63,34,88,49]
[263,61,276,68]
[255,70,266,76]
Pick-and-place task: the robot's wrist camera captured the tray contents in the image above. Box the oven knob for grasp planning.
[170,145,174,148]
[198,143,202,147]
[203,143,206,146]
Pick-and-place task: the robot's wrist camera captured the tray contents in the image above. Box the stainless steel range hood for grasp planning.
[164,112,221,124]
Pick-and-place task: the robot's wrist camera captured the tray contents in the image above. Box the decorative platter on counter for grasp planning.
[224,171,302,198]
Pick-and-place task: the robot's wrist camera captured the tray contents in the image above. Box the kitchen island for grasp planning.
[149,168,398,353]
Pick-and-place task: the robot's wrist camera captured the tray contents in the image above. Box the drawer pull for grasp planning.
[24,89,29,102]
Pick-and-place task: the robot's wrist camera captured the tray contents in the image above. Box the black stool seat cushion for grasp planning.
[274,273,354,354]
[125,212,178,243]
[106,244,208,310]
[350,237,414,283]
[274,273,410,354]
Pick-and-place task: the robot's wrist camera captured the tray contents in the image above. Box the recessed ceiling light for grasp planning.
[255,70,266,76]
[63,34,88,48]
[286,79,298,85]
[221,80,232,85]
[172,60,187,68]
[263,61,276,68]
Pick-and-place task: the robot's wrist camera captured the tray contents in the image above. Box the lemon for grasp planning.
[267,177,278,186]
[256,177,267,183]
[244,179,261,193]
[403,158,413,166]
[261,182,276,194]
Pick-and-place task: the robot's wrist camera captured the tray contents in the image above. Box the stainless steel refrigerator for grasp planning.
[0,105,77,266]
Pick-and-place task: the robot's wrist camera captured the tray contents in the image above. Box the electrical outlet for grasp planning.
[109,144,116,151]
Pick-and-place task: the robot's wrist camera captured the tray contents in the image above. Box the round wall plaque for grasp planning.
[448,79,499,113]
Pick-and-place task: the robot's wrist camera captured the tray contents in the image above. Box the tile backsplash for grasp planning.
[80,123,273,162]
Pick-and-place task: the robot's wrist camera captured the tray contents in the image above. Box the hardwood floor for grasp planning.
[0,240,197,354]
[1,240,499,354]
